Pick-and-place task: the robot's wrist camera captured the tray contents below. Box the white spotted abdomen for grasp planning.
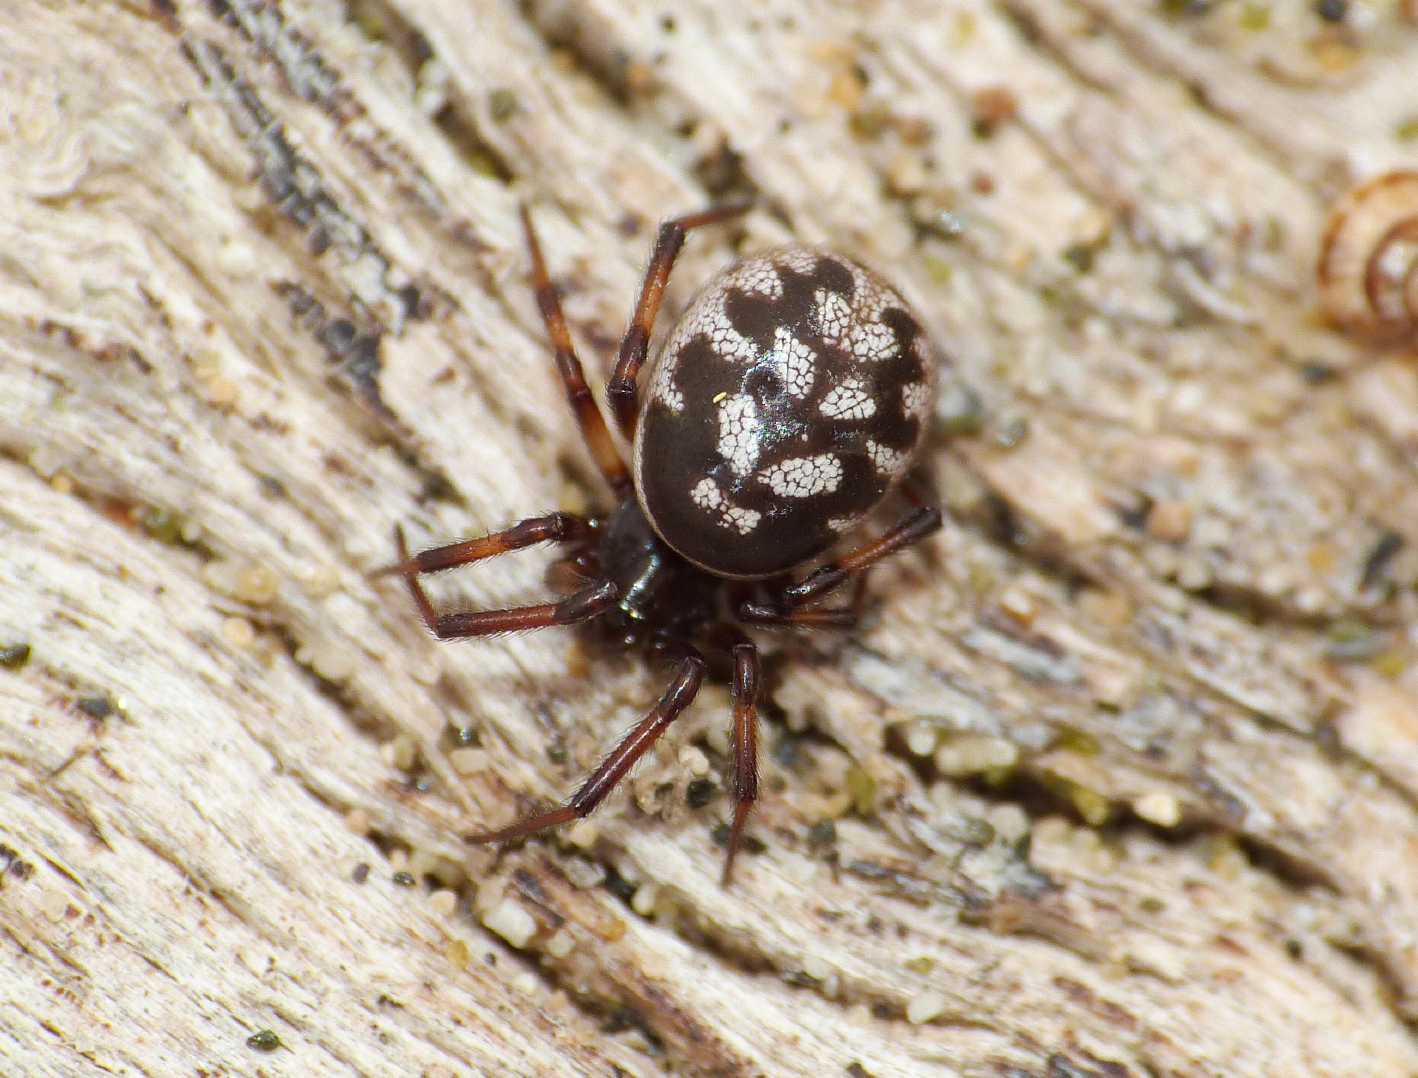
[633,247,937,579]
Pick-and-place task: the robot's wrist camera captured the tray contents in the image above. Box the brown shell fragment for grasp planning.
[1317,170,1418,339]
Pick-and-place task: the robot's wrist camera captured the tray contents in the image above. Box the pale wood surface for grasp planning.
[3,1,1418,1075]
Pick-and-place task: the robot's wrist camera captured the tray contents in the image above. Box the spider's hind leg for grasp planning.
[466,650,707,845]
[722,641,761,886]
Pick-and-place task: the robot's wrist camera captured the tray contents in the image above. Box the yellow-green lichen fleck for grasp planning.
[0,643,31,670]
[1051,725,1100,756]
[845,765,877,816]
[1068,782,1111,827]
[1238,3,1271,30]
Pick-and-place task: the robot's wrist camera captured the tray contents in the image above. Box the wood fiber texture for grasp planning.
[2,1,1417,1075]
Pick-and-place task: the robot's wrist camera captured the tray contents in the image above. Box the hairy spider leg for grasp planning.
[521,205,633,500]
[465,651,707,845]
[779,504,943,609]
[382,522,617,639]
[737,569,873,628]
[374,513,594,578]
[736,603,859,628]
[723,642,760,886]
[606,203,753,439]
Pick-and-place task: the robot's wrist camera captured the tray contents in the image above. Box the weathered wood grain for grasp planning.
[2,1,1417,1075]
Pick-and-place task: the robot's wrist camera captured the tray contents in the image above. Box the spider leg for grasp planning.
[736,603,858,629]
[606,202,752,438]
[466,651,707,845]
[373,513,594,578]
[722,642,760,886]
[521,205,633,500]
[737,573,871,628]
[379,522,616,639]
[779,504,942,609]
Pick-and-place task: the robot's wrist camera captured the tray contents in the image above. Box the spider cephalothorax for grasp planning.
[379,204,941,883]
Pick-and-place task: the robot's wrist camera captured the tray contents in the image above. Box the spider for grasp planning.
[378,203,942,884]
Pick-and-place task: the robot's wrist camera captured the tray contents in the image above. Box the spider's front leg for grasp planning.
[605,203,752,438]
[376,518,616,638]
[521,207,633,501]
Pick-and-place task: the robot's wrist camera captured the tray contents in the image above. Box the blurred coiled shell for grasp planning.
[1317,170,1418,339]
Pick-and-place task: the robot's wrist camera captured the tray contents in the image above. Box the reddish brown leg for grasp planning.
[723,642,760,886]
[466,652,707,845]
[382,523,617,639]
[373,514,593,578]
[781,505,942,608]
[606,202,752,438]
[522,206,633,500]
[736,603,858,628]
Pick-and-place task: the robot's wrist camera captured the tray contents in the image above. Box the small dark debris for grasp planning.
[1062,243,1096,274]
[1359,529,1404,591]
[391,870,416,887]
[0,843,34,880]
[0,644,31,670]
[1116,493,1153,531]
[773,732,804,768]
[450,724,480,747]
[686,779,716,808]
[397,284,424,321]
[603,864,637,904]
[970,86,1017,139]
[489,88,518,122]
[512,867,552,907]
[711,823,766,855]
[1298,360,1339,385]
[246,1029,281,1052]
[257,474,288,499]
[1315,0,1348,22]
[806,820,837,848]
[351,862,371,884]
[600,1006,663,1052]
[319,318,357,354]
[846,1064,875,1078]
[1285,937,1304,959]
[77,696,113,720]
[419,471,459,504]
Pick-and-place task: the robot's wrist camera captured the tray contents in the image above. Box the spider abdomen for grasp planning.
[632,247,937,579]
